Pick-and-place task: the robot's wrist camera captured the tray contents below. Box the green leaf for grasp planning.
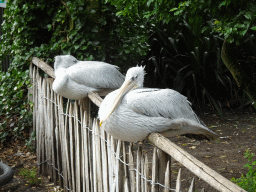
[47,24,52,31]
[250,26,256,30]
[170,8,178,12]
[244,12,252,19]
[174,10,182,16]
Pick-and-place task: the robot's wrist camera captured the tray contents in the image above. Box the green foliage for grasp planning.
[1,0,149,68]
[25,131,36,152]
[143,18,243,113]
[19,166,42,185]
[0,0,58,69]
[169,1,256,44]
[106,0,177,24]
[108,0,254,112]
[109,0,256,45]
[212,1,256,44]
[0,69,33,142]
[231,149,256,191]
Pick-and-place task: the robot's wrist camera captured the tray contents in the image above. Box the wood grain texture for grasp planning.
[32,57,55,78]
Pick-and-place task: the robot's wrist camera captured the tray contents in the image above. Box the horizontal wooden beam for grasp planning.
[148,133,246,192]
[88,92,103,107]
[32,57,55,78]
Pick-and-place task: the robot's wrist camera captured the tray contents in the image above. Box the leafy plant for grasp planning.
[25,131,36,152]
[0,69,33,142]
[110,0,256,44]
[1,0,151,72]
[19,166,42,185]
[231,149,256,191]
[107,0,256,111]
[143,19,244,114]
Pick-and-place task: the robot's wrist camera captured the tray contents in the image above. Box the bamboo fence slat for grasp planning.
[164,161,170,192]
[101,124,109,192]
[129,144,136,192]
[53,88,59,186]
[62,100,70,191]
[140,154,144,192]
[41,78,46,174]
[83,113,91,192]
[151,147,158,192]
[176,168,182,192]
[188,178,195,192]
[115,140,122,192]
[136,147,141,192]
[95,120,103,192]
[56,95,63,188]
[144,154,149,192]
[68,103,76,192]
[46,82,51,178]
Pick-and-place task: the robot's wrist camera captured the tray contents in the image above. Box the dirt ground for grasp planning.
[0,107,255,192]
[167,107,256,191]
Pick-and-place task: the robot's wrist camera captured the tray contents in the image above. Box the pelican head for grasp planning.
[54,55,78,70]
[100,66,145,126]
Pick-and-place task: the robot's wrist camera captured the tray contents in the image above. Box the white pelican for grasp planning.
[52,55,125,100]
[98,66,218,142]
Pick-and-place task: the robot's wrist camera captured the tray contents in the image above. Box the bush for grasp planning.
[0,69,32,142]
[231,149,256,191]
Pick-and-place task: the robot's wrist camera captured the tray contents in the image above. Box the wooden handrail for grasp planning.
[31,57,246,192]
[32,57,55,78]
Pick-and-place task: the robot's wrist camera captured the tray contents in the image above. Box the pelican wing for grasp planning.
[67,61,125,89]
[126,88,201,123]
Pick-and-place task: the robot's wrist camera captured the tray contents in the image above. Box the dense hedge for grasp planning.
[0,0,149,69]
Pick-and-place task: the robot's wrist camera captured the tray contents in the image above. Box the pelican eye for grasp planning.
[131,75,138,81]
[73,59,78,63]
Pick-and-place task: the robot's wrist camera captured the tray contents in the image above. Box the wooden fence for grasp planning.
[30,58,246,192]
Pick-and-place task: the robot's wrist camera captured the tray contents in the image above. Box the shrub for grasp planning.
[231,149,256,191]
[0,69,32,142]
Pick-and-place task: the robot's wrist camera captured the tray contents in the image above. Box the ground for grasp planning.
[0,107,255,192]
[168,107,256,191]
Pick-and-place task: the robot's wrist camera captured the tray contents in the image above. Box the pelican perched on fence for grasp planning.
[98,66,218,142]
[52,55,125,100]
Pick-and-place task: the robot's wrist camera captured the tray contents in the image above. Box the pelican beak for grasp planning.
[100,78,138,126]
[99,120,103,127]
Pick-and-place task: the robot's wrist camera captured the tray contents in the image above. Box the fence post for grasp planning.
[79,97,91,125]
[157,149,171,192]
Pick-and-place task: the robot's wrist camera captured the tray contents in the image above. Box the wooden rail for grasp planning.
[32,57,55,78]
[31,57,246,192]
